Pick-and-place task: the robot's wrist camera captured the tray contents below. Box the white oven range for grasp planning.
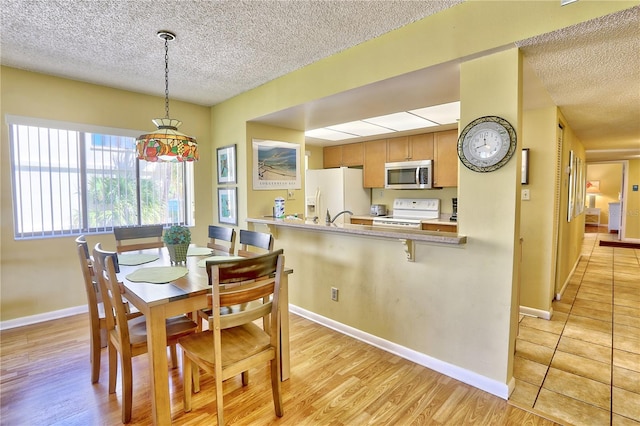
[372,198,440,229]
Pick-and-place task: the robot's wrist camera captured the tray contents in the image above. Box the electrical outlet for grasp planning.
[521,189,530,201]
[331,287,339,301]
[287,190,295,200]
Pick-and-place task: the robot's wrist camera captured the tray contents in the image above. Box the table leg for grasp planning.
[147,305,171,425]
[280,272,290,381]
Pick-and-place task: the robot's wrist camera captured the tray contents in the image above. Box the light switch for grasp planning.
[521,189,530,201]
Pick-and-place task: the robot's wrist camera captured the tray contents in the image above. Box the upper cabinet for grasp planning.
[386,134,434,162]
[323,143,363,168]
[433,129,458,188]
[363,139,386,188]
[321,129,458,188]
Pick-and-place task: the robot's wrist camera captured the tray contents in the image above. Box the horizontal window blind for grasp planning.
[8,118,193,239]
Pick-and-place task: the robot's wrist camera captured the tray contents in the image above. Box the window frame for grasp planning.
[7,115,194,240]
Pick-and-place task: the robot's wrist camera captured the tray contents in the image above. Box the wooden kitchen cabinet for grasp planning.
[422,222,457,233]
[350,218,373,226]
[386,133,434,162]
[363,139,386,188]
[323,142,363,168]
[433,129,458,187]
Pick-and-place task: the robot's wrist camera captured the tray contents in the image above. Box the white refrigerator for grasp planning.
[305,167,371,224]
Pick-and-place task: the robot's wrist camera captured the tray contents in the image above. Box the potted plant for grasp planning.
[163,225,191,264]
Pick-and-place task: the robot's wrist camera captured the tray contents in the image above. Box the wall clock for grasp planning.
[457,116,517,173]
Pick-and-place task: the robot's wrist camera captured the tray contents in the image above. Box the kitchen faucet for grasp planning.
[326,209,354,224]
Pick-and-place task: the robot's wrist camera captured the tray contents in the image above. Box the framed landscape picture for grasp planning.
[252,139,301,190]
[216,144,236,184]
[217,187,237,225]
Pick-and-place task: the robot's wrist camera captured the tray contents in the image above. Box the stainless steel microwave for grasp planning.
[385,160,433,189]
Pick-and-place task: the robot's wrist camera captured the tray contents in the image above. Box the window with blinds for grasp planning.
[8,117,194,239]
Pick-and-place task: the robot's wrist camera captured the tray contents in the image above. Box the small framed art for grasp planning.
[217,144,236,184]
[217,187,238,225]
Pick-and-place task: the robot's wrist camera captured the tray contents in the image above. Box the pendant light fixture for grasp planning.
[136,31,199,162]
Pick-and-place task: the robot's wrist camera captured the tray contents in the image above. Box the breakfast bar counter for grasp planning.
[247,216,466,261]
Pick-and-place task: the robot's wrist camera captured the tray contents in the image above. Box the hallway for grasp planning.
[510,231,640,425]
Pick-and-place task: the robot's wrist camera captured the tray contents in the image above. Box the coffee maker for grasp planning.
[450,198,458,222]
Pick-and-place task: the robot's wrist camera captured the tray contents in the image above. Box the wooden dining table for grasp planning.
[116,247,292,426]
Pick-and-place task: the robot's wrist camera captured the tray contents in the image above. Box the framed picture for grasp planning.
[252,139,301,190]
[217,187,237,225]
[521,148,530,185]
[567,150,575,222]
[216,144,236,184]
[574,155,585,216]
[586,180,600,192]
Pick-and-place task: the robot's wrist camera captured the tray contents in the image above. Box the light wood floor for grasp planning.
[2,310,558,425]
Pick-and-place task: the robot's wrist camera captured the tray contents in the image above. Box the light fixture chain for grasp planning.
[164,36,170,119]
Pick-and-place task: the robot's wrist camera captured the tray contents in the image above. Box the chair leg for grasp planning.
[183,352,192,413]
[242,371,249,386]
[215,375,224,426]
[90,327,101,384]
[270,358,284,417]
[193,364,200,393]
[169,344,178,369]
[108,342,117,394]
[121,353,133,423]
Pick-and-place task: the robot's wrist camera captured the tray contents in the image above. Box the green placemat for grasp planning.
[125,266,188,284]
[197,255,243,268]
[187,246,214,256]
[117,253,160,266]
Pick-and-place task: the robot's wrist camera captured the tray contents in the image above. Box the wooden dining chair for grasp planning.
[238,229,274,257]
[113,224,164,253]
[76,236,144,385]
[92,243,198,423]
[75,235,105,384]
[179,249,285,425]
[207,225,236,255]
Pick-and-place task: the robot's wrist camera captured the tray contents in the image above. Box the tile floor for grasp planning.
[510,231,640,426]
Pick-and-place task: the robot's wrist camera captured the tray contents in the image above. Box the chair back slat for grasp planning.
[114,225,164,253]
[207,225,236,255]
[238,229,274,257]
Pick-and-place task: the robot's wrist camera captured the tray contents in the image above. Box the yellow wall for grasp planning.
[554,114,586,296]
[587,161,640,240]
[520,106,559,313]
[587,163,623,225]
[0,67,212,320]
[625,160,640,240]
[305,144,324,170]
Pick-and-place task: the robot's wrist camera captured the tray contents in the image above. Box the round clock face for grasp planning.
[457,116,517,173]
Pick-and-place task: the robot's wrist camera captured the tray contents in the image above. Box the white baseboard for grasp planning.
[519,305,553,320]
[0,305,87,330]
[289,305,511,400]
[555,255,582,300]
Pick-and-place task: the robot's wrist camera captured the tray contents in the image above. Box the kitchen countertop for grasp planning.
[247,216,466,245]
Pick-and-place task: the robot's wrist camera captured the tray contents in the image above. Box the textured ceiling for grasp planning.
[1,1,638,160]
[516,6,640,159]
[0,0,462,105]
